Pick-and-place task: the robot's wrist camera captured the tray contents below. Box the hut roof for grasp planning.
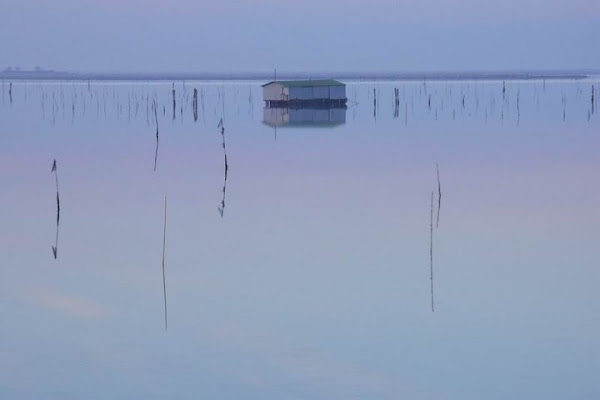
[262,79,344,88]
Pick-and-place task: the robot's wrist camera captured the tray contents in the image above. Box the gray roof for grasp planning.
[262,79,344,88]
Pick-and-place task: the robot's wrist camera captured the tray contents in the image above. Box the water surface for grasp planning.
[1,78,599,399]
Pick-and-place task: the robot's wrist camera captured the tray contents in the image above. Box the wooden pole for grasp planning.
[51,160,60,259]
[162,196,168,331]
[430,191,435,312]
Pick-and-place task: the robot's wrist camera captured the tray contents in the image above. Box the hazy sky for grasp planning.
[1,0,599,72]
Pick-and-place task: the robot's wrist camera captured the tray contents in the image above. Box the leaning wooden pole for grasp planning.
[592,85,595,115]
[161,196,168,331]
[217,118,228,217]
[430,191,435,312]
[172,83,176,121]
[153,99,159,172]
[436,163,441,228]
[373,88,376,119]
[51,159,60,259]
[193,88,198,122]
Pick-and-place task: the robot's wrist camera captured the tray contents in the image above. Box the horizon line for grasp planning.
[1,68,598,81]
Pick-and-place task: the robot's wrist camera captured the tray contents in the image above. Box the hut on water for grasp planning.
[262,79,347,107]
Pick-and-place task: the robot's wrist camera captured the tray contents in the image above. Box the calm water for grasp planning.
[1,78,599,399]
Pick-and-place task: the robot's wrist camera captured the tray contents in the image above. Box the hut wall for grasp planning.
[289,87,313,100]
[329,86,346,100]
[313,86,330,99]
[263,83,286,101]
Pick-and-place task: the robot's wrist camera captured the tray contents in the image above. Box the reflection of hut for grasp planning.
[263,107,346,128]
[262,80,346,107]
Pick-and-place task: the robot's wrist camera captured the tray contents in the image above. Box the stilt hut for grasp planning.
[262,79,347,107]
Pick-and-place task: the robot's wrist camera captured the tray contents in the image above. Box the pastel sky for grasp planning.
[1,0,599,73]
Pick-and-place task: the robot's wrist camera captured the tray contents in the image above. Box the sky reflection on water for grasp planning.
[0,79,599,399]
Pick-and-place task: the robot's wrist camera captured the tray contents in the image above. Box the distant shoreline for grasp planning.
[0,70,597,81]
